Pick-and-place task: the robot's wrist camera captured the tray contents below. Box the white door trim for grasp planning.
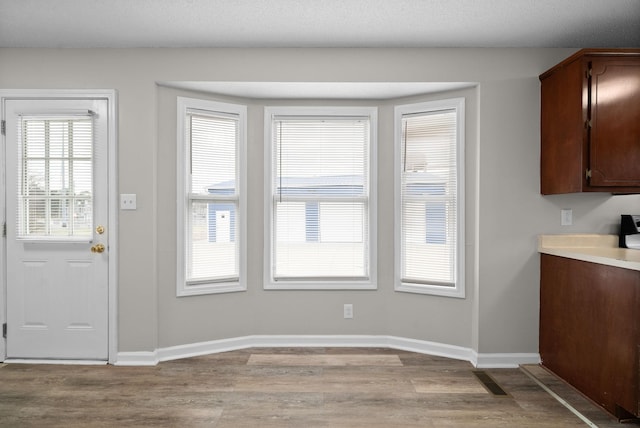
[0,89,118,364]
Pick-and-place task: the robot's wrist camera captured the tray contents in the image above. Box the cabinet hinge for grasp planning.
[2,323,6,339]
[586,169,592,180]
[1,120,5,136]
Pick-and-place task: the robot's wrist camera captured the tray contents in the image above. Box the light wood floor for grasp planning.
[0,347,638,427]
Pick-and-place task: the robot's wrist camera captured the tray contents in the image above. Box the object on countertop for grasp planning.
[619,215,640,249]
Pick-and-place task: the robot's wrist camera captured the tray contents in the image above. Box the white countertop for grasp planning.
[538,234,640,271]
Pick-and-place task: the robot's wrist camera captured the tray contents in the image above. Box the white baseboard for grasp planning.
[471,351,541,368]
[157,335,256,361]
[113,351,158,366]
[3,359,107,365]
[384,336,474,361]
[115,335,540,369]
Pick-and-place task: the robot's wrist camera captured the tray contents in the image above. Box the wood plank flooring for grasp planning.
[0,347,637,427]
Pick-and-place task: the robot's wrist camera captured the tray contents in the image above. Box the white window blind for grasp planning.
[187,110,238,283]
[17,115,93,240]
[396,98,465,297]
[177,97,246,296]
[266,108,376,288]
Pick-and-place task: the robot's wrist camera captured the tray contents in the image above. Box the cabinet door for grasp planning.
[540,254,640,417]
[589,57,640,187]
[539,57,587,194]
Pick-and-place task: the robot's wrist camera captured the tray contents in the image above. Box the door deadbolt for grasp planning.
[96,225,105,234]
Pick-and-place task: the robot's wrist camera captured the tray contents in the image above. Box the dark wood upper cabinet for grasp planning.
[540,49,640,194]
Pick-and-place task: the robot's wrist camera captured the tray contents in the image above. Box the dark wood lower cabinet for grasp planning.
[540,254,640,419]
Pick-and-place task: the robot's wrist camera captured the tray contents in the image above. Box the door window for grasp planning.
[17,114,93,240]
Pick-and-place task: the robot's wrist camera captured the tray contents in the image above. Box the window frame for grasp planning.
[176,96,247,296]
[394,98,465,298]
[263,106,377,290]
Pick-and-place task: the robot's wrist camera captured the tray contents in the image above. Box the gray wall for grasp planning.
[2,48,638,356]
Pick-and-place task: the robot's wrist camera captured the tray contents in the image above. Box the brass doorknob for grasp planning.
[91,243,105,253]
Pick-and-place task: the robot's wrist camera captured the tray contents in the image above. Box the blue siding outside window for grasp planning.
[208,176,446,244]
[406,182,446,244]
[425,203,446,244]
[305,202,319,242]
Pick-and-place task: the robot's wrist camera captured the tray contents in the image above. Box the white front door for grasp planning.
[4,98,109,360]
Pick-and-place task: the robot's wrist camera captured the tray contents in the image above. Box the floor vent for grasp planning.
[473,370,509,396]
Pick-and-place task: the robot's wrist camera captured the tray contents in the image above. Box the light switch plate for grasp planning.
[561,208,572,226]
[344,304,353,319]
[120,194,137,210]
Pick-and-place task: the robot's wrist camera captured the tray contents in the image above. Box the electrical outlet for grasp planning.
[561,208,572,226]
[343,304,353,319]
[120,194,137,210]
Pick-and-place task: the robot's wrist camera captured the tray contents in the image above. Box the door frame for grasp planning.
[0,89,118,364]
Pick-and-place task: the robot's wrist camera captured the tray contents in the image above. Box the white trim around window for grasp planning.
[394,98,465,298]
[176,97,247,296]
[264,106,377,290]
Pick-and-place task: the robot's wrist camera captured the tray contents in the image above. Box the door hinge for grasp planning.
[586,169,592,180]
[2,222,5,238]
[1,120,5,136]
[2,323,6,339]
[585,120,592,129]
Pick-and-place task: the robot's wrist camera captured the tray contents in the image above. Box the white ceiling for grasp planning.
[1,0,639,48]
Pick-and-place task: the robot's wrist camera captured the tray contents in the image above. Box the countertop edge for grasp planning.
[539,247,640,271]
[538,234,640,272]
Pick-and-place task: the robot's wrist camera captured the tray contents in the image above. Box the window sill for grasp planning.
[395,282,465,298]
[264,281,377,291]
[177,282,246,297]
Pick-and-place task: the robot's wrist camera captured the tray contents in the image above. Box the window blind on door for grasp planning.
[17,115,93,240]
